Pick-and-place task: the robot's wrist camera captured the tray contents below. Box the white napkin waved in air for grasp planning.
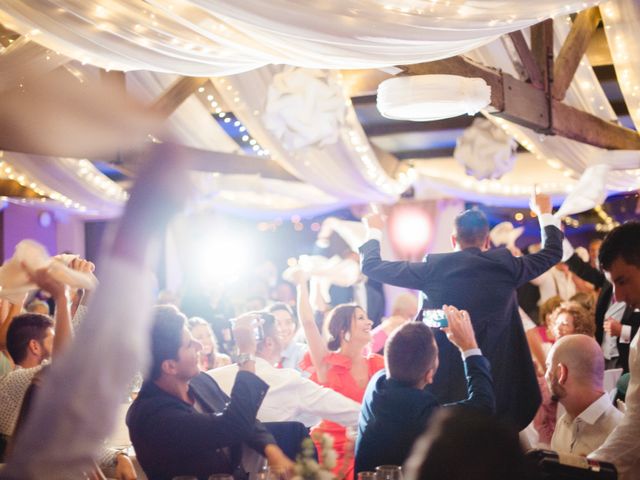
[0,240,98,303]
[554,164,611,218]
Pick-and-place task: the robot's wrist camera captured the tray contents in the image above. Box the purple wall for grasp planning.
[2,204,57,262]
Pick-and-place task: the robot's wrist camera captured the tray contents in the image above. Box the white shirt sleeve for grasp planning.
[539,213,561,230]
[295,376,361,427]
[461,348,483,360]
[364,227,383,243]
[589,331,640,477]
[3,258,156,479]
[620,325,632,344]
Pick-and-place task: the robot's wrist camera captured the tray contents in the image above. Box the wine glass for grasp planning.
[376,465,403,480]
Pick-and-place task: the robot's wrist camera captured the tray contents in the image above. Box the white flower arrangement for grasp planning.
[292,433,337,480]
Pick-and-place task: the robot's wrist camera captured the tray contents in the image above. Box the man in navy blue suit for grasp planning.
[358,194,562,430]
[355,305,494,473]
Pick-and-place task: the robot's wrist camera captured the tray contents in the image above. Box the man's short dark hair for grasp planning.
[385,322,437,386]
[599,221,640,271]
[149,305,186,381]
[6,313,54,365]
[454,209,489,248]
[268,302,298,328]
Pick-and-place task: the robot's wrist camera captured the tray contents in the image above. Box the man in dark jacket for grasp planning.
[359,194,562,430]
[355,306,494,473]
[127,306,293,480]
[565,243,640,373]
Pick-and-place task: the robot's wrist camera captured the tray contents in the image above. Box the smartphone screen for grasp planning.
[423,309,448,328]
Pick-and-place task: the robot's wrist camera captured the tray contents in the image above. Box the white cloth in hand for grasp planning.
[0,239,98,303]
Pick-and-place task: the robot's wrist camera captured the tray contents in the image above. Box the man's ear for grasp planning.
[161,359,178,377]
[450,234,458,249]
[483,236,491,251]
[557,363,568,385]
[28,339,42,356]
[424,367,436,385]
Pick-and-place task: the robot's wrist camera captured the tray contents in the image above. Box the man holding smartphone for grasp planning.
[359,194,562,431]
[355,306,494,474]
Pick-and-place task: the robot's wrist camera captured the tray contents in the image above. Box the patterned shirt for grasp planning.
[0,364,44,435]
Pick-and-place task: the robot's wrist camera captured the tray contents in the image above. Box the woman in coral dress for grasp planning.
[292,272,384,480]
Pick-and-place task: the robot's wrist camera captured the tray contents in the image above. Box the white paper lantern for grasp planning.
[454,118,517,180]
[376,74,491,121]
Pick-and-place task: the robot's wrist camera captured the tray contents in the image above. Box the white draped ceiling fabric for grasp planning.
[0,1,598,75]
[2,0,637,216]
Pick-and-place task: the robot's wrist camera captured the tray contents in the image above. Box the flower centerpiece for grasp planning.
[292,433,337,480]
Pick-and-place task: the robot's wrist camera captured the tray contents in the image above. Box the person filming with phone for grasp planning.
[359,193,563,432]
[355,305,495,474]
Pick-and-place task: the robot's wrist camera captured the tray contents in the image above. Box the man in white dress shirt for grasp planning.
[209,312,360,428]
[589,222,640,480]
[547,334,622,456]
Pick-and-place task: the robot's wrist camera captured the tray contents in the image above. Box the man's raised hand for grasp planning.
[441,305,478,353]
[363,213,385,231]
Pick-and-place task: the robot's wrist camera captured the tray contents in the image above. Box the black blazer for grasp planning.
[359,225,563,430]
[566,253,640,372]
[127,372,275,480]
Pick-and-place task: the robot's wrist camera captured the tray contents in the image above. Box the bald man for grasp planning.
[546,334,623,456]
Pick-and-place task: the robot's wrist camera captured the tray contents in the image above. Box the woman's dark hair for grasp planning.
[325,304,361,351]
[405,407,529,480]
[149,305,186,381]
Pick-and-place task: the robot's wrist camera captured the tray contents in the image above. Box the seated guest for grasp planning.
[404,407,530,480]
[209,312,361,428]
[187,316,231,370]
[551,301,596,339]
[268,302,307,371]
[538,295,563,346]
[355,306,495,474]
[127,305,293,480]
[547,334,622,456]
[369,293,418,354]
[0,265,74,461]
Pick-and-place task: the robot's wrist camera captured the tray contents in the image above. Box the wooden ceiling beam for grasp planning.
[508,31,544,89]
[531,19,554,93]
[362,116,474,136]
[552,7,602,101]
[151,76,209,118]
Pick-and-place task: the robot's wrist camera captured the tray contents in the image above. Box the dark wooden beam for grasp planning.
[394,147,456,160]
[508,31,544,89]
[363,116,474,136]
[120,144,300,182]
[552,7,601,101]
[531,19,554,92]
[151,76,209,118]
[552,102,640,150]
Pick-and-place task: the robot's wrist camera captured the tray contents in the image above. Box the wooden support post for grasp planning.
[531,19,554,93]
[508,31,544,89]
[151,76,209,118]
[552,7,601,101]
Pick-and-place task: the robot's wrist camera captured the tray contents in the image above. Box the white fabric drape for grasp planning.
[0,1,597,76]
[601,0,640,131]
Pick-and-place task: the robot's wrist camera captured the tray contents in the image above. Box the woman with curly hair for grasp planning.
[551,301,596,339]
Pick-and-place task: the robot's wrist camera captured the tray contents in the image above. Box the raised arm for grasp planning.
[358,213,431,290]
[510,194,563,286]
[291,270,330,382]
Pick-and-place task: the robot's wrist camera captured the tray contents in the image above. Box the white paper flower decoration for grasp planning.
[454,118,517,180]
[263,68,346,150]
